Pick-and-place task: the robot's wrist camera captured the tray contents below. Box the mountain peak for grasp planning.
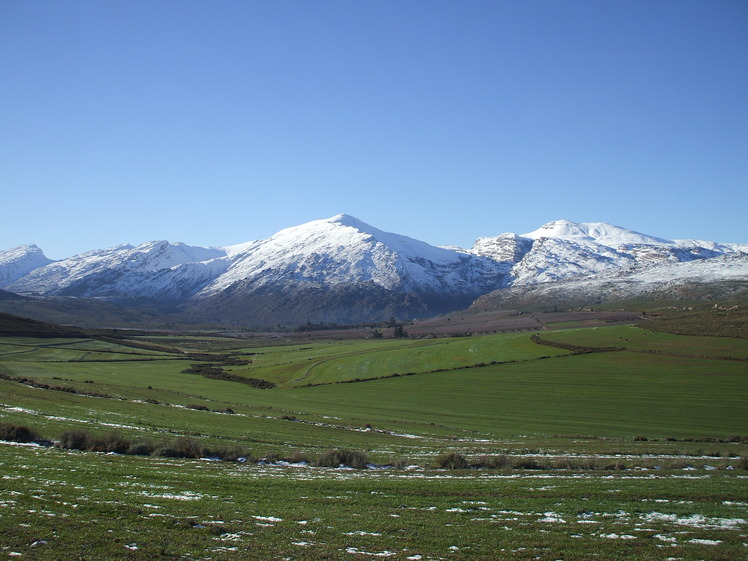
[328,213,363,226]
[523,220,673,247]
[0,244,55,287]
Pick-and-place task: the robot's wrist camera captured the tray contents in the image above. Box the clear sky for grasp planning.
[2,0,747,259]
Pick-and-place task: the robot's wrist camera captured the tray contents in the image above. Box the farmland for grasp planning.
[1,313,747,559]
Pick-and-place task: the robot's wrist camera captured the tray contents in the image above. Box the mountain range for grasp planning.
[1,214,746,327]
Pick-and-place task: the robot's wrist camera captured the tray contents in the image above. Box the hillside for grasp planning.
[0,312,86,337]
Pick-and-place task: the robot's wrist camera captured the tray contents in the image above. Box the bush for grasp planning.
[153,437,203,459]
[53,429,249,462]
[186,404,210,411]
[202,444,252,462]
[436,451,469,469]
[127,440,155,456]
[0,423,40,443]
[473,454,511,469]
[314,449,368,469]
[59,429,93,451]
[95,431,131,454]
[514,458,544,470]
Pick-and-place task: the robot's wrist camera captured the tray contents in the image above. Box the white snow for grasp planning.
[522,219,674,246]
[252,515,283,523]
[688,538,723,546]
[3,216,745,314]
[0,244,54,287]
[198,213,506,297]
[641,512,746,529]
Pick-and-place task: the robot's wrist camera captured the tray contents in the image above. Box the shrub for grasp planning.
[95,431,130,454]
[59,429,94,451]
[286,450,310,465]
[127,440,155,456]
[314,449,369,469]
[436,451,469,469]
[514,457,543,470]
[553,457,575,470]
[473,454,511,469]
[0,423,40,443]
[186,404,210,411]
[153,437,203,459]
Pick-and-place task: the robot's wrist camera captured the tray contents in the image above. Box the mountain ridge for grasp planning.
[1,215,746,326]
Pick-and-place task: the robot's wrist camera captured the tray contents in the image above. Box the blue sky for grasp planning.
[2,0,747,259]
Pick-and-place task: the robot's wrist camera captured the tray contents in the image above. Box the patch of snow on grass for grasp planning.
[688,538,722,545]
[654,534,676,543]
[252,515,283,523]
[599,533,636,540]
[539,512,566,523]
[138,491,206,501]
[345,547,397,557]
[642,512,746,529]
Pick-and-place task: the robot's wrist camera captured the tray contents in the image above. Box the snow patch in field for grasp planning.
[345,547,397,557]
[138,491,206,501]
[654,534,677,543]
[688,538,723,546]
[0,440,47,448]
[599,533,636,540]
[539,512,566,523]
[642,512,746,529]
[252,515,283,523]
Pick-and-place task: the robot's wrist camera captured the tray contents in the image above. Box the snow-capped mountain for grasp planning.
[472,252,748,312]
[0,245,54,287]
[0,215,745,326]
[474,219,747,287]
[187,215,508,324]
[8,241,227,302]
[198,214,505,297]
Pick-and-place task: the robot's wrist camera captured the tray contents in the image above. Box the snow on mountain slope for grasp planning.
[471,252,748,312]
[471,233,533,263]
[508,236,637,284]
[8,241,227,300]
[0,245,55,287]
[521,219,672,246]
[472,219,747,288]
[199,214,506,297]
[2,215,745,325]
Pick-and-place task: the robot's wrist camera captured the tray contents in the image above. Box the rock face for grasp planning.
[1,215,746,326]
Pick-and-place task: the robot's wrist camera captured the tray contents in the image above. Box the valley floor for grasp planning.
[1,315,747,559]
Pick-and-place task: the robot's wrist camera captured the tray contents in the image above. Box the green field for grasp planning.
[1,324,747,559]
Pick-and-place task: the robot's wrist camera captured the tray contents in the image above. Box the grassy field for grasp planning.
[2,444,747,560]
[1,322,747,559]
